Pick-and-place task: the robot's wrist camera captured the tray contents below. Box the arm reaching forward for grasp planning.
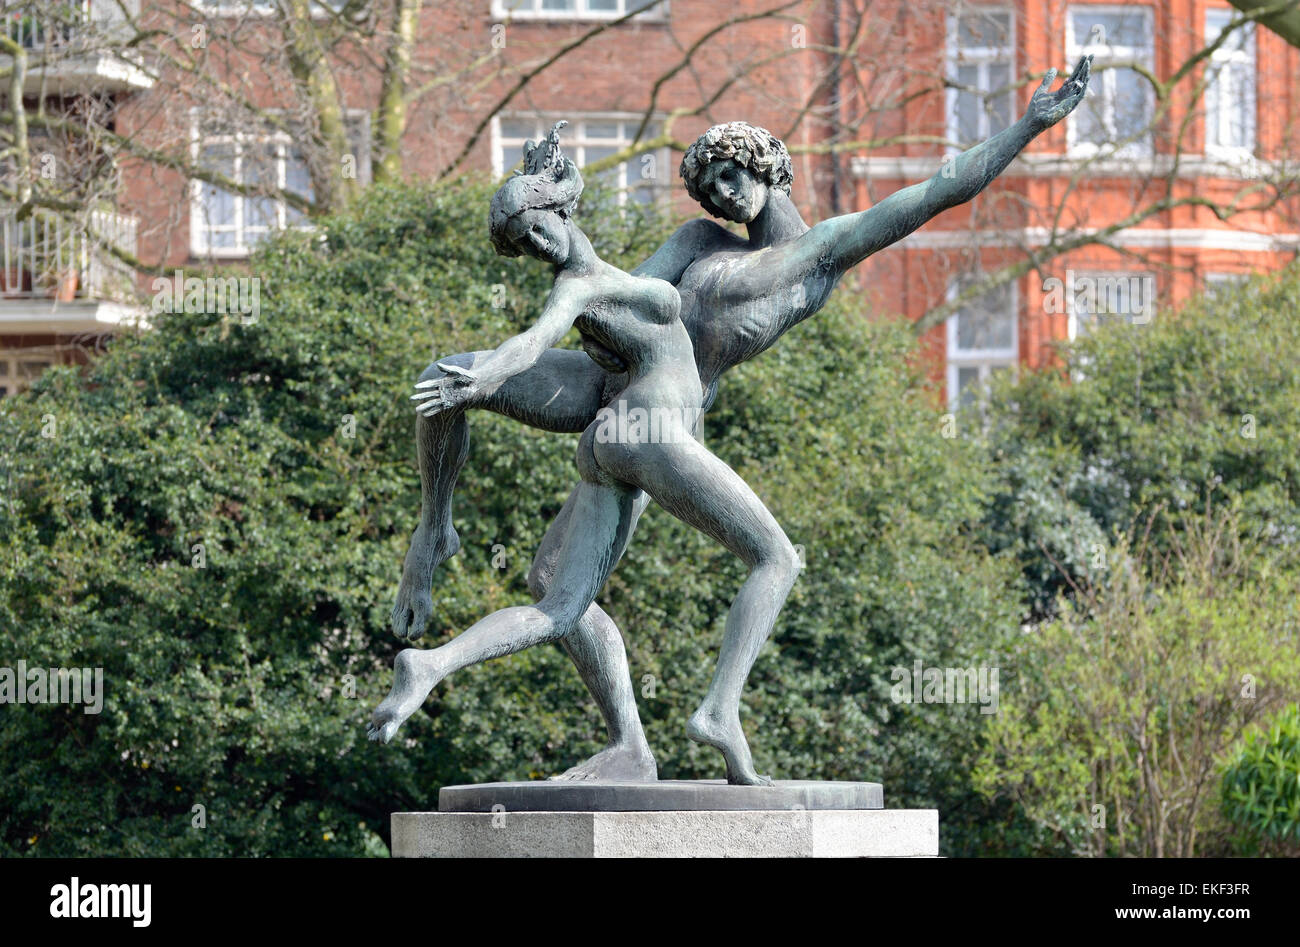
[413,278,589,417]
[793,56,1092,276]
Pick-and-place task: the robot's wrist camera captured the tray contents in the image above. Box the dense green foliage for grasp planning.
[5,179,1296,857]
[974,512,1300,857]
[981,275,1300,617]
[0,179,1025,856]
[971,272,1300,856]
[1221,703,1300,856]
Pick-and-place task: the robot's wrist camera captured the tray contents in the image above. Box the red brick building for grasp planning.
[853,1,1300,407]
[3,0,1296,405]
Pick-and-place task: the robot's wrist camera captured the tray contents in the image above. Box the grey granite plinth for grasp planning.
[391,808,938,857]
[438,779,883,812]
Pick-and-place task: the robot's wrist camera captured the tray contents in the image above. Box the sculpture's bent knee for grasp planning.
[526,558,551,602]
[762,535,802,594]
[539,590,593,642]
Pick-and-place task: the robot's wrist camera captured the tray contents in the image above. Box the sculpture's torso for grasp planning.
[566,268,701,417]
[675,236,841,391]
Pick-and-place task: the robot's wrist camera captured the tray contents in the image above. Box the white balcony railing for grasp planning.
[3,1,138,51]
[5,1,88,49]
[1,206,138,303]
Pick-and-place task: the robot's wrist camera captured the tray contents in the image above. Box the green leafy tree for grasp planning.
[973,507,1300,857]
[960,267,1300,857]
[980,268,1300,618]
[0,178,1025,856]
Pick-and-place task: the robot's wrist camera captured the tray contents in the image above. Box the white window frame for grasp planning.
[1204,270,1246,287]
[945,277,1019,410]
[491,0,668,20]
[1204,270,1248,300]
[1204,8,1256,160]
[492,113,668,206]
[1066,269,1156,340]
[194,1,344,17]
[1065,6,1156,159]
[945,5,1016,151]
[189,109,370,259]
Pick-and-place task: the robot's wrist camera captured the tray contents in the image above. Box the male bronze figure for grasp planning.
[375,57,1091,784]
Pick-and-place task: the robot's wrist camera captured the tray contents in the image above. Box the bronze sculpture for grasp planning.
[373,57,1092,785]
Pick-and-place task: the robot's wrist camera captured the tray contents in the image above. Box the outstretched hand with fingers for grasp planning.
[412,362,480,417]
[1024,55,1093,134]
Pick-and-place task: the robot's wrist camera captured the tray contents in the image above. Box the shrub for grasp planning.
[1221,703,1300,856]
[981,268,1300,617]
[0,178,1023,856]
[973,507,1300,857]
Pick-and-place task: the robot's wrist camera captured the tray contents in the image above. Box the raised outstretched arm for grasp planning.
[791,56,1092,276]
[413,278,589,416]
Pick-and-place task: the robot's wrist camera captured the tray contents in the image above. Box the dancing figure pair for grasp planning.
[371,57,1090,785]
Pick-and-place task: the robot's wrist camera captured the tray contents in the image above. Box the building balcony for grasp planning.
[0,205,143,335]
[2,0,153,94]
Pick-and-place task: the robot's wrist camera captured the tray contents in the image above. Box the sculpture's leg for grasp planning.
[600,435,800,786]
[370,467,637,745]
[391,348,608,639]
[528,486,657,781]
[390,393,469,640]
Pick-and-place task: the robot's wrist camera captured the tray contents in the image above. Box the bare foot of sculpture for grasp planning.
[687,705,772,786]
[390,524,460,640]
[550,741,658,781]
[367,648,446,743]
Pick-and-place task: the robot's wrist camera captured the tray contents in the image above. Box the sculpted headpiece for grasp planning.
[489,120,585,257]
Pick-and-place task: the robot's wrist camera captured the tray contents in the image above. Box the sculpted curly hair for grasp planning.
[489,120,585,257]
[679,122,793,219]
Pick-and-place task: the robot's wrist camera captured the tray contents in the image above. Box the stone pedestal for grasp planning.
[391,780,938,858]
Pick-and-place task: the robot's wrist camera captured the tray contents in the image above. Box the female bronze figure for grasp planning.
[370,123,800,785]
